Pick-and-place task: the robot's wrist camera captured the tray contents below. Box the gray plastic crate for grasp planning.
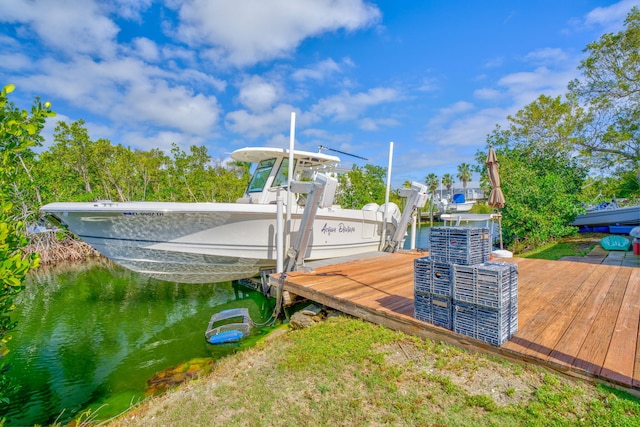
[429,227,490,265]
[414,290,452,329]
[453,301,518,346]
[453,262,518,309]
[414,256,453,297]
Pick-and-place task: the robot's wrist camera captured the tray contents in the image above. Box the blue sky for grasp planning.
[1,0,639,189]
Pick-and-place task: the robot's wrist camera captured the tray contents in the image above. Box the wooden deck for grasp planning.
[275,251,640,393]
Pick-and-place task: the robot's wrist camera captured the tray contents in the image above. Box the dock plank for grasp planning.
[516,261,589,331]
[569,267,630,375]
[600,267,640,386]
[545,265,618,368]
[515,264,604,360]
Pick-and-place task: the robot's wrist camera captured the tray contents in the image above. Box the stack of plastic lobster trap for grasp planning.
[414,227,518,346]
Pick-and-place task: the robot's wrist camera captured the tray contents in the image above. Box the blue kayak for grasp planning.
[207,329,246,344]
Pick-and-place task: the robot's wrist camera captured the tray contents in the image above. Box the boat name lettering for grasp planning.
[123,212,164,216]
[321,223,356,236]
[339,223,356,233]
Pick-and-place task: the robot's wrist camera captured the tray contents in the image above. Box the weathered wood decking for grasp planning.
[275,251,640,393]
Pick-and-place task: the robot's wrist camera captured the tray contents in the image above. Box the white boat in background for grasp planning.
[438,193,476,213]
[571,201,640,227]
[41,147,427,284]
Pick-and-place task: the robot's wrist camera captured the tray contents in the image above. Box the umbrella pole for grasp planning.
[498,213,504,250]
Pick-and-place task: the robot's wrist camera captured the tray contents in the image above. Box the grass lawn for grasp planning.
[105,317,640,427]
[518,233,607,260]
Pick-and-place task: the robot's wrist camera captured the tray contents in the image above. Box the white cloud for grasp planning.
[0,0,120,58]
[225,104,301,139]
[132,37,160,62]
[425,105,507,149]
[497,66,575,107]
[428,101,474,128]
[292,58,345,81]
[417,76,439,92]
[13,54,220,140]
[358,117,400,131]
[312,87,400,121]
[524,48,569,65]
[0,53,32,71]
[174,0,381,66]
[583,0,640,31]
[117,80,220,135]
[161,45,198,65]
[237,76,281,112]
[474,88,502,101]
[108,0,153,21]
[484,56,505,68]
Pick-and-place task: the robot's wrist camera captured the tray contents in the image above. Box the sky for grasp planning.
[1,0,639,189]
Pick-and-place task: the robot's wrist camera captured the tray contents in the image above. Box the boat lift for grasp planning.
[280,176,428,274]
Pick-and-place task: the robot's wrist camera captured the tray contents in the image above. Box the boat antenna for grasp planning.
[318,145,368,161]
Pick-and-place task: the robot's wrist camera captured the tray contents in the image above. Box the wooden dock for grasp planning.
[275,251,640,393]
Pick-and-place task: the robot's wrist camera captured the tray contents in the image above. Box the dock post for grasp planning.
[276,190,284,273]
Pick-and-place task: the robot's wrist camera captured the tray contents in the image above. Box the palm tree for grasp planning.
[457,163,472,198]
[425,173,439,226]
[441,173,453,200]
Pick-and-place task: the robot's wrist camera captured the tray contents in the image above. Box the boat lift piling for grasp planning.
[383,181,429,252]
[282,173,336,273]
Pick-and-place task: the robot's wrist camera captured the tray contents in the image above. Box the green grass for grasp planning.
[106,317,640,427]
[518,233,605,260]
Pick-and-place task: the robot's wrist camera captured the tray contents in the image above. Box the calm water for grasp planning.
[405,224,431,250]
[1,259,275,426]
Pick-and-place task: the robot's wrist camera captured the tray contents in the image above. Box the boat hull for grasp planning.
[571,205,640,227]
[42,201,393,283]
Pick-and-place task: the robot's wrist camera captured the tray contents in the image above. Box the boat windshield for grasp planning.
[247,158,297,193]
[273,158,295,187]
[248,158,275,193]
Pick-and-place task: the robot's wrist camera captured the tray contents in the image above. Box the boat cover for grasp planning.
[600,235,631,251]
[452,193,465,203]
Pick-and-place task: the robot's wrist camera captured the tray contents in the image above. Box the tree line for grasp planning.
[12,119,256,224]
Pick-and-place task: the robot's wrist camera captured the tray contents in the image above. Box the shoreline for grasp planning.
[25,230,100,265]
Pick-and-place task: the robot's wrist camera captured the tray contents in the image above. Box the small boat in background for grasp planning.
[205,308,252,345]
[572,201,640,227]
[438,193,476,213]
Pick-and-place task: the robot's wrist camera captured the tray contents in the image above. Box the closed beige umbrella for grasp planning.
[486,146,505,209]
[486,146,506,250]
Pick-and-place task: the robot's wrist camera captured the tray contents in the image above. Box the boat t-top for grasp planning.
[41,146,427,284]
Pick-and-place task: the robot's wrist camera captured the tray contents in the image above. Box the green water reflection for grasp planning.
[1,258,275,426]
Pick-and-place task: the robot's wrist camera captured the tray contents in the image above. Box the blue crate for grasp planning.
[453,262,518,309]
[429,227,490,265]
[453,301,518,346]
[414,291,452,329]
[414,256,453,297]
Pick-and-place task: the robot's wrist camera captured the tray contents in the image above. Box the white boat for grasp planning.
[571,202,640,227]
[438,193,476,213]
[41,147,426,284]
